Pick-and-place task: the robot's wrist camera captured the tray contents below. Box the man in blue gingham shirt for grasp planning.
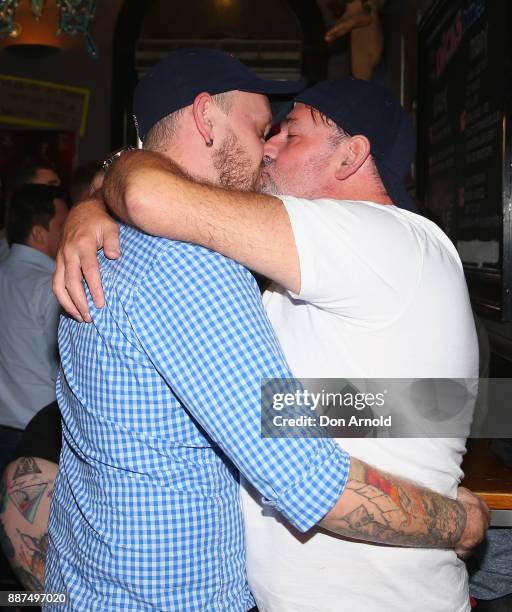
[45,226,350,610]
[45,49,350,611]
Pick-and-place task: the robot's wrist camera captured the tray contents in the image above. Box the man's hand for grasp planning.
[53,194,120,322]
[454,486,490,558]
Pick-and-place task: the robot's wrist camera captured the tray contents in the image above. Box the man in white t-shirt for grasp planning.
[54,77,480,611]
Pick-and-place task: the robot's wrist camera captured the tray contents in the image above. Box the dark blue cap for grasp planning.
[294,77,418,213]
[134,47,305,141]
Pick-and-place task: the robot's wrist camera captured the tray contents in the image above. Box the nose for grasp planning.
[263,136,279,162]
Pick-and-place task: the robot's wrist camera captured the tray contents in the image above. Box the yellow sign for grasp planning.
[0,75,90,136]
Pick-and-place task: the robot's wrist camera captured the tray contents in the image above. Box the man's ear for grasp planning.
[29,224,48,247]
[334,135,371,180]
[192,92,215,146]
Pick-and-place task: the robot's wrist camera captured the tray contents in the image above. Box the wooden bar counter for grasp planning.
[462,439,512,526]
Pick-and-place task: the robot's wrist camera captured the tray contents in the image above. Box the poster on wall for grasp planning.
[417,0,512,319]
[0,75,89,136]
[0,129,77,186]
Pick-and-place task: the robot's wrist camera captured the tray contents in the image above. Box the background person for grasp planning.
[0,185,68,469]
[0,160,61,264]
[69,162,102,206]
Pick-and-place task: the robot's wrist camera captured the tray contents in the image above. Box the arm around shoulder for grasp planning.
[103,149,302,292]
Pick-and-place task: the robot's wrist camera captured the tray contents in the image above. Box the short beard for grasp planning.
[213,128,260,192]
[260,148,334,199]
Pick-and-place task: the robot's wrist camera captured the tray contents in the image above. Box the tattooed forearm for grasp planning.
[9,482,48,523]
[16,528,48,588]
[13,457,42,480]
[320,458,467,548]
[1,457,57,591]
[13,565,44,591]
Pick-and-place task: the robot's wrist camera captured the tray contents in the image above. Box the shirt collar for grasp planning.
[9,243,55,273]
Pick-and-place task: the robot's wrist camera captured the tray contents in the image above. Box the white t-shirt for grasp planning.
[242,198,478,612]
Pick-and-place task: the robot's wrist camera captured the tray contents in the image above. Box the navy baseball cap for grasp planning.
[134,47,305,141]
[294,77,418,213]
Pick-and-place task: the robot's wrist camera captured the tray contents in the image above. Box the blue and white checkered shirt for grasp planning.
[45,225,350,611]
